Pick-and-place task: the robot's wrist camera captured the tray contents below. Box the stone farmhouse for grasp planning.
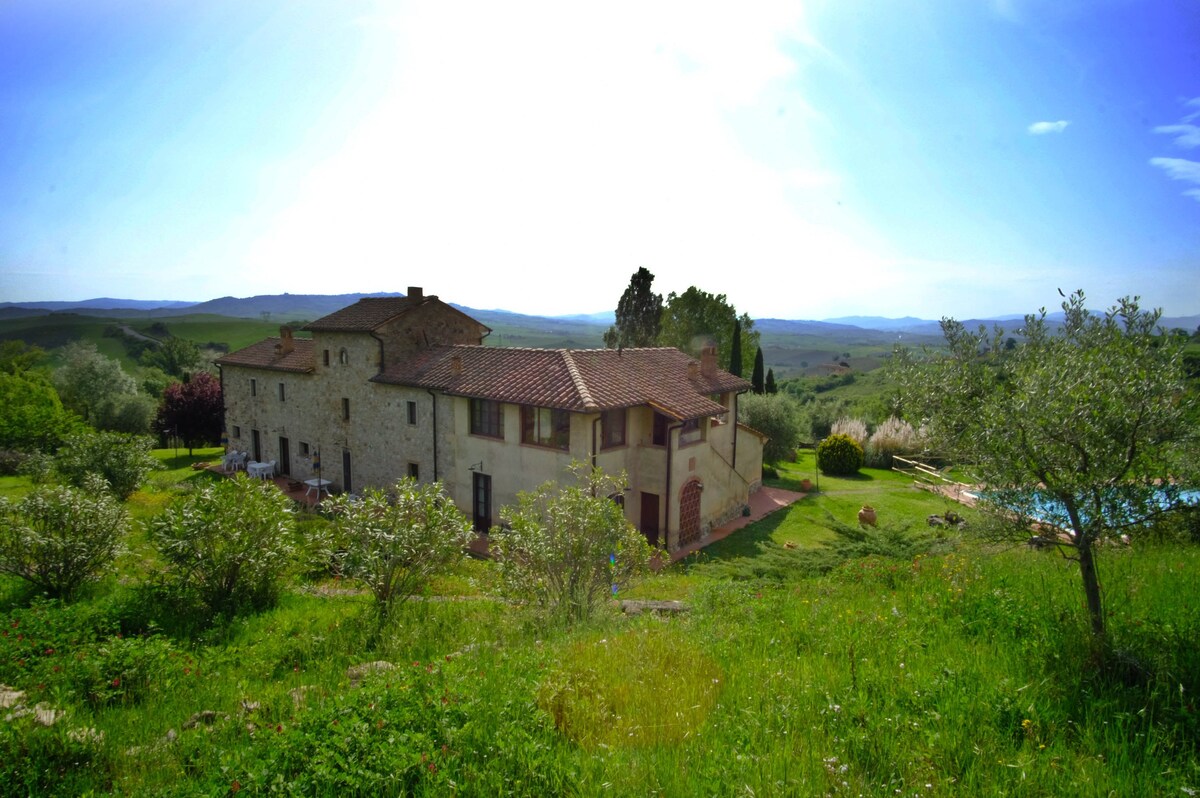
[216,288,765,552]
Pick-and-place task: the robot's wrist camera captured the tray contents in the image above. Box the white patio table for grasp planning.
[247,461,274,479]
[304,478,332,499]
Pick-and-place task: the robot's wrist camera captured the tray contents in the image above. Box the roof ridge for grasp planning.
[560,350,598,410]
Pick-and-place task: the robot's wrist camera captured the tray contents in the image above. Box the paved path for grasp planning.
[668,486,806,563]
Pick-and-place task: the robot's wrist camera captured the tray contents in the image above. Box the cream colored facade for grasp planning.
[218,292,764,552]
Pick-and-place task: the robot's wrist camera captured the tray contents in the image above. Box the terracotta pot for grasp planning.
[858,505,877,527]
[800,479,813,491]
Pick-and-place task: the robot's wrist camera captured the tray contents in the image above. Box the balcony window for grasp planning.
[679,417,706,446]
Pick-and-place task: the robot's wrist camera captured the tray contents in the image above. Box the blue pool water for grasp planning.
[968,487,1199,527]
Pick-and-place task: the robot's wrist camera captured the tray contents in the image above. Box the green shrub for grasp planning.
[150,474,296,620]
[55,431,159,500]
[324,478,472,618]
[0,476,127,600]
[494,464,654,625]
[67,633,183,707]
[817,433,864,476]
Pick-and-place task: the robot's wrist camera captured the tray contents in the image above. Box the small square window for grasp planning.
[407,401,418,425]
[232,425,241,438]
[300,442,310,456]
[342,397,350,421]
[408,462,420,480]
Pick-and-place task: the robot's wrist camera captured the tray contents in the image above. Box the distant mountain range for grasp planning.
[1,295,1196,337]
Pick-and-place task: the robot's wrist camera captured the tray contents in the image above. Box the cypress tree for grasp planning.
[751,347,765,394]
[729,319,743,376]
[765,368,777,394]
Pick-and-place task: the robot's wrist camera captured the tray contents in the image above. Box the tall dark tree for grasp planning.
[729,319,743,376]
[155,372,223,455]
[751,347,765,394]
[765,368,777,394]
[603,267,663,349]
[658,286,759,368]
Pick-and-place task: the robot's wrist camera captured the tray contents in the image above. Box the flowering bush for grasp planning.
[55,431,158,500]
[324,479,472,617]
[0,475,127,600]
[150,474,296,619]
[494,465,654,625]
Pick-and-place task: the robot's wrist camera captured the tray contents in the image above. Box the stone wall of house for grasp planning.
[376,302,489,369]
[222,329,438,493]
[221,319,763,553]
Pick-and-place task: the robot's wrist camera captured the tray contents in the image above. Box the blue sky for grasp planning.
[1,0,1197,321]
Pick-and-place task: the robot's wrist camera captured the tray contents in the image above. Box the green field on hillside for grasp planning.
[2,452,1197,796]
[0,314,299,373]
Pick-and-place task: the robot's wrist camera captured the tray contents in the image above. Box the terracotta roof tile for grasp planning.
[373,346,750,420]
[304,297,420,332]
[215,338,315,373]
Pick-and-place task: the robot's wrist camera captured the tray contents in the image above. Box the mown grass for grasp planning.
[1,452,1198,796]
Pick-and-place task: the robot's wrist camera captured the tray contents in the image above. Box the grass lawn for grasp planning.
[626,451,979,600]
[2,446,1199,796]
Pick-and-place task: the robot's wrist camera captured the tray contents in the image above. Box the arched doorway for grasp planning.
[678,479,702,547]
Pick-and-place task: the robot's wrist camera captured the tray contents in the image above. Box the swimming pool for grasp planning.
[967,486,1199,529]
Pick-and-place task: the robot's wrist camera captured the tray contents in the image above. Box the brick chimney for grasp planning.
[407,286,424,301]
[687,360,700,380]
[275,326,294,356]
[700,345,717,378]
[450,353,463,375]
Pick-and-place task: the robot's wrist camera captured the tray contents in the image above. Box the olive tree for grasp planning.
[0,475,127,600]
[150,474,296,618]
[893,291,1198,643]
[493,464,654,625]
[53,342,147,431]
[738,392,804,464]
[324,479,472,618]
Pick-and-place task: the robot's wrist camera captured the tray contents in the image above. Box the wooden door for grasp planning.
[640,492,660,547]
[473,472,492,533]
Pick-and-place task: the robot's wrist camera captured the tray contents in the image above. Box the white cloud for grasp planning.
[1027,120,1069,135]
[1184,96,1200,123]
[1154,124,1200,149]
[1150,157,1200,202]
